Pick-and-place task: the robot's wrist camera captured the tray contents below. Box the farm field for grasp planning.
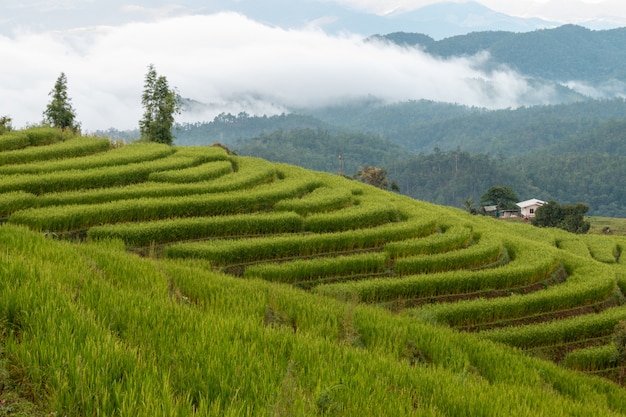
[589,216,626,236]
[2,127,626,416]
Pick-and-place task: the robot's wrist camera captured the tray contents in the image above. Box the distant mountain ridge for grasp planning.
[383,1,558,39]
[3,0,561,39]
[201,0,561,38]
[170,97,626,217]
[375,25,626,85]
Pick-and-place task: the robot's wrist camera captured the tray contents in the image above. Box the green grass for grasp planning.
[3,224,626,416]
[589,216,626,236]
[3,129,626,415]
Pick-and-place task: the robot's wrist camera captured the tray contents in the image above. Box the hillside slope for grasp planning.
[376,25,626,83]
[173,99,626,216]
[1,127,626,416]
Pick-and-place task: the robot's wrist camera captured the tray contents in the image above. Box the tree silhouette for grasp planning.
[480,186,519,211]
[357,165,388,189]
[43,72,80,131]
[532,200,590,234]
[463,198,478,215]
[140,64,181,145]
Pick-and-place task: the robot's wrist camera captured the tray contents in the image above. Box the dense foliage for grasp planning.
[533,201,591,234]
[376,25,626,83]
[393,148,529,209]
[175,111,332,147]
[480,186,520,211]
[235,127,408,176]
[307,98,626,156]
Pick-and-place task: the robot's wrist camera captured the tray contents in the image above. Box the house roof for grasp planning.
[516,199,546,209]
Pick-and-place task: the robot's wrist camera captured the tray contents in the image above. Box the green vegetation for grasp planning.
[378,25,626,83]
[0,126,85,157]
[480,186,520,211]
[88,212,305,247]
[0,115,12,135]
[3,129,626,415]
[152,27,626,216]
[393,234,502,275]
[234,126,406,177]
[384,225,472,257]
[315,238,559,304]
[140,64,181,145]
[589,216,626,236]
[168,97,626,217]
[0,150,208,195]
[0,142,172,175]
[563,344,617,372]
[533,201,591,234]
[43,72,80,132]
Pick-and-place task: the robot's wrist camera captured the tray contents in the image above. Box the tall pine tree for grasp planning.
[140,64,181,145]
[43,72,80,131]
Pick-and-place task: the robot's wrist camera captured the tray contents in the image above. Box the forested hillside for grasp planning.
[168,98,626,217]
[375,25,626,83]
[306,98,626,155]
[175,112,333,147]
[234,128,407,176]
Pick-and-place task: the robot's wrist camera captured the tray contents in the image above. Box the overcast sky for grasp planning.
[1,0,624,131]
[348,0,626,24]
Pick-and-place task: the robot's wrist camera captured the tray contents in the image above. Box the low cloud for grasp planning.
[0,12,563,131]
[562,79,626,100]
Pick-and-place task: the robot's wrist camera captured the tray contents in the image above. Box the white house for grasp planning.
[516,199,546,218]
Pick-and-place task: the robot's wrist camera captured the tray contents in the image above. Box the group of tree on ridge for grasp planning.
[3,65,181,145]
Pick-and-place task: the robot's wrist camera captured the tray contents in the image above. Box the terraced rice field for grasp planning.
[2,127,626,415]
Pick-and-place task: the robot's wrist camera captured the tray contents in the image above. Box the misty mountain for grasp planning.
[169,97,626,217]
[226,0,560,38]
[177,98,626,158]
[3,0,559,40]
[234,128,408,176]
[212,0,398,35]
[303,98,626,156]
[175,112,334,147]
[376,25,626,84]
[175,22,626,121]
[384,2,557,40]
